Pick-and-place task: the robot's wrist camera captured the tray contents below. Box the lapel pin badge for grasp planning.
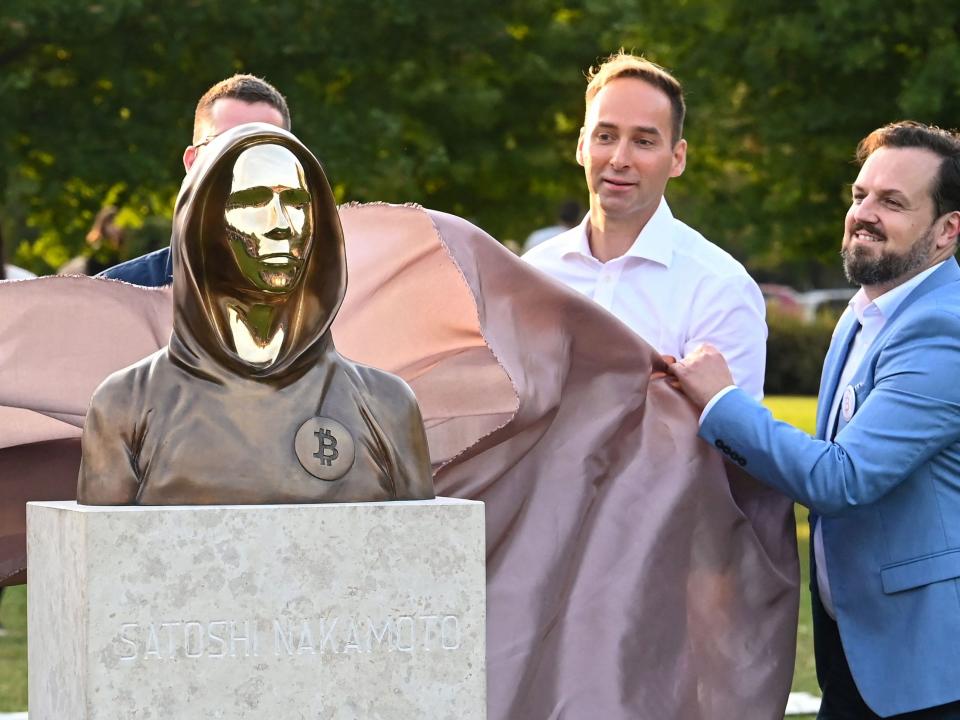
[841,384,857,422]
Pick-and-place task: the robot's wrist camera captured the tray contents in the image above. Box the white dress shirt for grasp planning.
[523,198,767,399]
[813,261,945,618]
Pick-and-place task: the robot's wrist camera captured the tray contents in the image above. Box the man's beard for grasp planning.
[841,221,935,287]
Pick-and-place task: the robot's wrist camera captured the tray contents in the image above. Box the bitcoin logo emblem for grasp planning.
[294,417,355,481]
[313,428,339,466]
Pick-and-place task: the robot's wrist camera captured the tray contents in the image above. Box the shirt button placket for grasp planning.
[595,265,617,310]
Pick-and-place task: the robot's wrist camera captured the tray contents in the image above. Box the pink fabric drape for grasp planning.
[0,204,798,719]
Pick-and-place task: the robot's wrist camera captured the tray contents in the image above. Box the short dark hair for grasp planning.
[857,121,960,218]
[193,74,291,142]
[585,51,685,145]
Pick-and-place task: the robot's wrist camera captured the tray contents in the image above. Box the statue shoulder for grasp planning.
[89,349,167,414]
[351,363,418,407]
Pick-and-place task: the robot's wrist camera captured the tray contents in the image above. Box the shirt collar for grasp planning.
[561,197,675,267]
[622,197,675,267]
[849,260,946,324]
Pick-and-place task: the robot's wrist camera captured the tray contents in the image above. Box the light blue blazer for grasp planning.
[700,258,960,717]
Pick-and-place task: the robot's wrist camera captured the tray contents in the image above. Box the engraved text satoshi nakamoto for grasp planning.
[114,614,463,662]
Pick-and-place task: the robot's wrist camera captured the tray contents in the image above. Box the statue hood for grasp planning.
[168,122,346,382]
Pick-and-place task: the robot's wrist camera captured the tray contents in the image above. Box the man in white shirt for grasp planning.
[523,52,766,398]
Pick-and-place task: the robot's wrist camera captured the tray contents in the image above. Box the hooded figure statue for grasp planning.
[78,123,434,504]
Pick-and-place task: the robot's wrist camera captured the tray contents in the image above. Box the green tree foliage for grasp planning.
[2,1,959,280]
[625,0,960,284]
[0,0,607,271]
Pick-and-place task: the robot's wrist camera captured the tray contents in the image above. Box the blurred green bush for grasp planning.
[764,309,836,396]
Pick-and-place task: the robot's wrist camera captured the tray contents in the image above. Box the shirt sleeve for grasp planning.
[699,385,738,426]
[682,273,767,401]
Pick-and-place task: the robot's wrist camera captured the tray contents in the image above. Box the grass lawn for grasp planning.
[763,395,818,719]
[0,585,27,711]
[0,396,820,715]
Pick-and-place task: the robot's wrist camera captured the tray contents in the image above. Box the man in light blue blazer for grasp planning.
[669,121,960,719]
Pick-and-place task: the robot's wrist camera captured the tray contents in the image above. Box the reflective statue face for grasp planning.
[225,144,313,293]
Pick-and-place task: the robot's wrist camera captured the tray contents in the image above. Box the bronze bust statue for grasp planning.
[78,124,434,505]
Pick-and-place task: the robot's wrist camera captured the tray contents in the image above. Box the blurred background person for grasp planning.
[58,206,125,276]
[523,199,582,253]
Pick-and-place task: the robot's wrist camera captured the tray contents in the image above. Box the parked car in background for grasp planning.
[760,283,803,318]
[760,283,855,323]
[797,288,856,322]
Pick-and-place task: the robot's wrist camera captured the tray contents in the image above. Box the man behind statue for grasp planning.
[101,74,289,286]
[78,124,433,505]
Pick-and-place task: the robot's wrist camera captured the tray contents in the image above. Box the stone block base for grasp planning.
[27,499,485,719]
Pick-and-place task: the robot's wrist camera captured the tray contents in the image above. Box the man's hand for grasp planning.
[651,354,679,386]
[666,344,735,410]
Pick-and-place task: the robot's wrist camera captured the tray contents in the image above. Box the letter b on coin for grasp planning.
[295,417,355,480]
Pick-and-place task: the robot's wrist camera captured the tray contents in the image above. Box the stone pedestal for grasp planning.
[27,499,485,720]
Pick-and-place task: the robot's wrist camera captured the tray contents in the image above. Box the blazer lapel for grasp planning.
[848,259,960,392]
[814,259,960,440]
[879,257,960,331]
[816,310,860,440]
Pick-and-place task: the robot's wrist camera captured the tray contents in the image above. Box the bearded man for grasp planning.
[669,121,960,719]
